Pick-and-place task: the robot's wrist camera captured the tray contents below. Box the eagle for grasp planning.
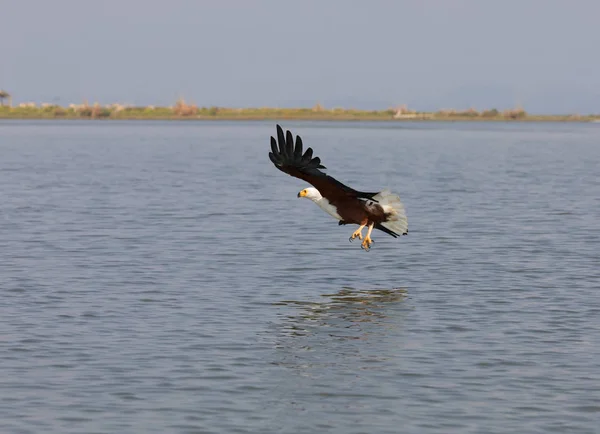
[268,125,408,251]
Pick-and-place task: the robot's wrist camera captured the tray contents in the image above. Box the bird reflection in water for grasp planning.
[268,286,410,400]
[273,287,408,342]
[264,289,409,433]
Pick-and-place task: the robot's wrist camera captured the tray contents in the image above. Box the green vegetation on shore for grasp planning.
[0,99,598,122]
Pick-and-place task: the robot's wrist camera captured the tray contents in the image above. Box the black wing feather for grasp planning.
[270,137,279,156]
[277,125,287,158]
[302,147,313,163]
[285,130,294,157]
[308,157,322,169]
[294,135,303,159]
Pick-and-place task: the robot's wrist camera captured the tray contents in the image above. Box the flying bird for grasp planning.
[268,125,408,251]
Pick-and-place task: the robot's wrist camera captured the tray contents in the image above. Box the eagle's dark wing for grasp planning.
[268,125,378,201]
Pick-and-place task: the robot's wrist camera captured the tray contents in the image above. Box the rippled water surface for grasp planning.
[1,120,599,433]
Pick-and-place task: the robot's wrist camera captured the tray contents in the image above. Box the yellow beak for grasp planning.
[298,190,307,198]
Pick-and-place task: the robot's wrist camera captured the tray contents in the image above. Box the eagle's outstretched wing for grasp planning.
[268,125,378,201]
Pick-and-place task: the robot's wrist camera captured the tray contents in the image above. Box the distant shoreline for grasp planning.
[1,103,598,122]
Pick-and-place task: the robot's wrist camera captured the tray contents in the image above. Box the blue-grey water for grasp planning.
[1,120,599,433]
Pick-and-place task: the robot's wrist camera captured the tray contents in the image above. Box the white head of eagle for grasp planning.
[297,187,322,201]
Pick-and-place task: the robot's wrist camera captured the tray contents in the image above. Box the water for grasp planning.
[1,120,599,433]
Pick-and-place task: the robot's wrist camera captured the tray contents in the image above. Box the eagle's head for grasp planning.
[297,187,322,201]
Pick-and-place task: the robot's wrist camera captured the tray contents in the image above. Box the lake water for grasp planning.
[1,120,599,433]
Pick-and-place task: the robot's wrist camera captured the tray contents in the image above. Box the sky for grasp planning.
[1,0,599,113]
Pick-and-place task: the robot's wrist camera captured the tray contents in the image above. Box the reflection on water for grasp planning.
[272,287,409,369]
[275,287,408,339]
[265,288,411,432]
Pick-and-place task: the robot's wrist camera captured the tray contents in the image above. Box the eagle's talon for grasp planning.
[361,235,373,251]
[349,226,364,242]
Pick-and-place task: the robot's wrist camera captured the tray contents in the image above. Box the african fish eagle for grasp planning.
[268,125,408,251]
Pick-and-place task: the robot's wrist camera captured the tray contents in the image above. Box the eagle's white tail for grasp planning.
[373,189,408,236]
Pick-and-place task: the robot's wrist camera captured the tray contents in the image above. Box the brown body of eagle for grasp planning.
[268,125,408,251]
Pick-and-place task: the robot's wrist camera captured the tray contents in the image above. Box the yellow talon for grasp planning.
[360,222,375,252]
[349,223,366,242]
[350,230,363,240]
[361,236,373,251]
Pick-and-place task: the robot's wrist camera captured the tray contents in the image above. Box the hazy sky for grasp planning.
[1,0,599,113]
